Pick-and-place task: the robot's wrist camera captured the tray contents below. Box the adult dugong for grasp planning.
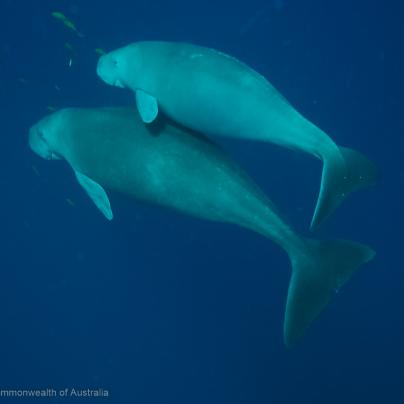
[29,107,374,347]
[96,41,377,230]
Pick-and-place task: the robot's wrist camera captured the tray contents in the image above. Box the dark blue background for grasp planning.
[1,0,398,403]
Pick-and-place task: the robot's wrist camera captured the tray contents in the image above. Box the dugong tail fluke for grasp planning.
[311,146,378,230]
[284,238,375,347]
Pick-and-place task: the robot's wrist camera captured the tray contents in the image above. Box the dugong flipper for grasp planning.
[97,41,378,230]
[75,171,113,220]
[29,107,375,346]
[135,90,158,123]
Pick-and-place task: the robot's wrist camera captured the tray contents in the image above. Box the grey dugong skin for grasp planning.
[97,41,378,230]
[29,107,375,347]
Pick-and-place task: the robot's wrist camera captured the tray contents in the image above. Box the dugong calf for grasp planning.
[29,107,374,346]
[97,41,377,230]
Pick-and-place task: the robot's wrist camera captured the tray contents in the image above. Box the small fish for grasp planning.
[64,42,74,52]
[31,165,40,176]
[63,21,84,38]
[51,11,67,21]
[51,11,84,38]
[65,198,76,207]
[95,48,106,56]
[64,42,76,67]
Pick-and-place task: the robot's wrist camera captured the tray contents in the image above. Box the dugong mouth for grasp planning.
[114,79,125,88]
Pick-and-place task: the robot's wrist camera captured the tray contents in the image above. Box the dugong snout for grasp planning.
[28,125,60,160]
[96,54,125,88]
[96,55,107,79]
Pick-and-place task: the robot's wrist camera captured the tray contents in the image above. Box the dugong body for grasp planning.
[29,107,374,346]
[97,41,377,229]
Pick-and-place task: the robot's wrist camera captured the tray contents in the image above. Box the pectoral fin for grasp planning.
[75,171,113,220]
[135,90,158,123]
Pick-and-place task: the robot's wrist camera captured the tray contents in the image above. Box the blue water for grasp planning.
[1,0,399,403]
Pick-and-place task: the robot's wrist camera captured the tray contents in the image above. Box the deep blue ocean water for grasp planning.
[1,0,398,403]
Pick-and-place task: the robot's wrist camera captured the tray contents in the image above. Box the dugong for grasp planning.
[29,107,374,347]
[97,41,377,230]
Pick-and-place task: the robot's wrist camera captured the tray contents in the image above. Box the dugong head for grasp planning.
[29,112,63,161]
[96,44,138,89]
